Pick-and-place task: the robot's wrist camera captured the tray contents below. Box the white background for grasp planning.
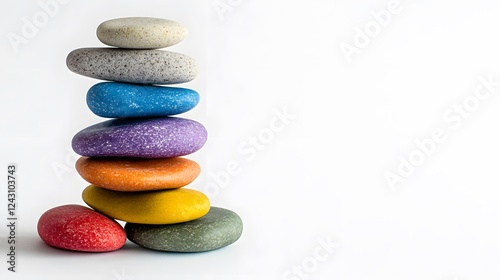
[2,0,500,279]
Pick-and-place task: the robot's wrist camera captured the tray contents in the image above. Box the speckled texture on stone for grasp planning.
[37,204,126,252]
[75,157,200,191]
[72,117,207,158]
[125,207,243,252]
[66,48,197,84]
[87,82,199,118]
[97,17,188,49]
[82,185,210,224]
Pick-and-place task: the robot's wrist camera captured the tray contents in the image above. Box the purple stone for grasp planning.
[72,117,207,158]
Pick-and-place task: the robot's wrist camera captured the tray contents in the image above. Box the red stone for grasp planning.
[38,204,126,252]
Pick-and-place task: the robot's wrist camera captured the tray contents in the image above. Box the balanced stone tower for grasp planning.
[37,17,243,253]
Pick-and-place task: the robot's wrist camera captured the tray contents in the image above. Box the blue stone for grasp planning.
[87,82,200,118]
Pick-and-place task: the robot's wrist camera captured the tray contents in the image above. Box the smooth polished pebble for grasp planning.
[66,48,197,84]
[125,207,243,252]
[87,82,200,118]
[37,204,126,252]
[82,185,210,224]
[97,17,188,49]
[76,157,200,192]
[72,117,207,158]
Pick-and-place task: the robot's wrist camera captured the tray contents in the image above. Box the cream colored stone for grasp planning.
[97,17,188,49]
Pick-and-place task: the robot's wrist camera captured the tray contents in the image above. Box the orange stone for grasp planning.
[76,157,200,191]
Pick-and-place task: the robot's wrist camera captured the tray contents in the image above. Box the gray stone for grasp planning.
[97,17,188,49]
[66,48,197,84]
[125,207,243,252]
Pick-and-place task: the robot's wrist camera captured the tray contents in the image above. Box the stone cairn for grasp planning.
[38,17,243,253]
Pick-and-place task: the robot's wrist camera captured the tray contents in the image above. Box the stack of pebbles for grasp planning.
[37,17,243,253]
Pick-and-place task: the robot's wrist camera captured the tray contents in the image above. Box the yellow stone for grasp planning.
[82,185,210,224]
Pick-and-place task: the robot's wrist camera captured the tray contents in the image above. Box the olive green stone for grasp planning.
[125,207,243,252]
